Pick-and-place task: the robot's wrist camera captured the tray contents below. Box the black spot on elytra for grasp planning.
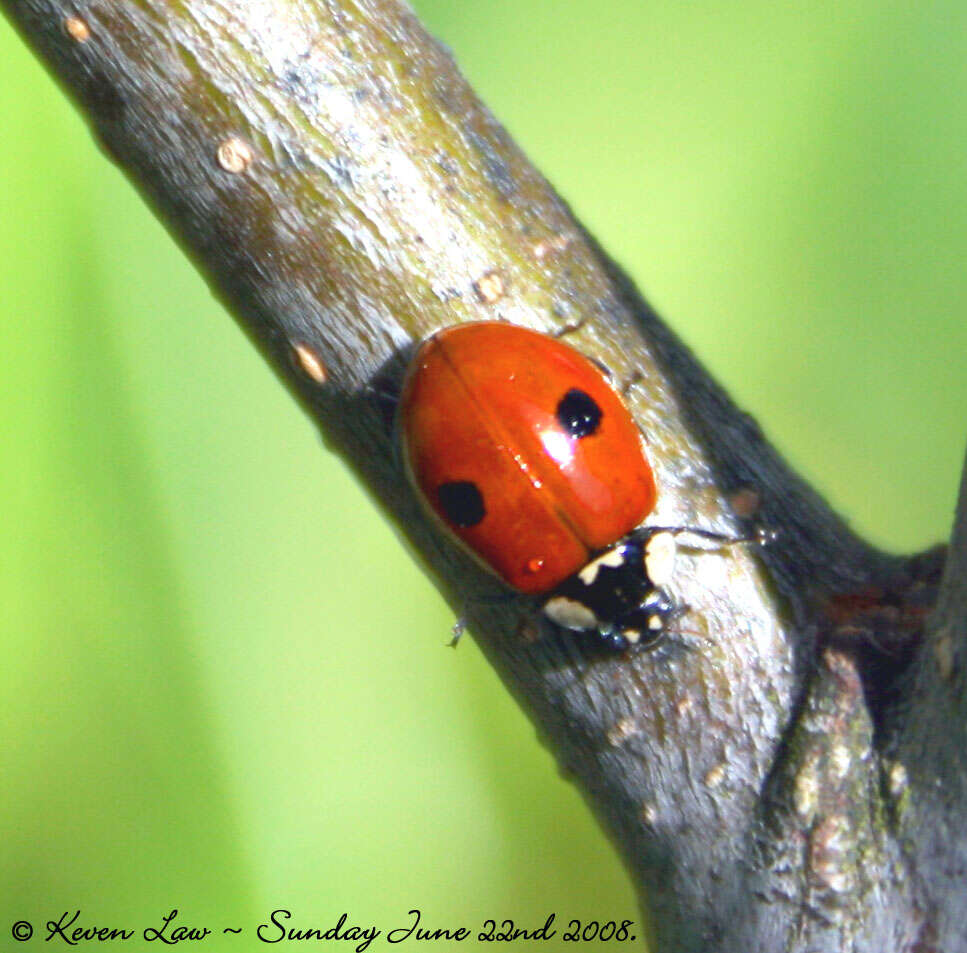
[557,389,602,438]
[437,481,485,528]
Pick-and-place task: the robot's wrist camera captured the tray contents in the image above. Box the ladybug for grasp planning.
[399,322,748,652]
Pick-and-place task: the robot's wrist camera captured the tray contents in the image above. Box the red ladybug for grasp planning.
[399,322,741,651]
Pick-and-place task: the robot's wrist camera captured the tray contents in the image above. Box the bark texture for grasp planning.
[2,1,963,949]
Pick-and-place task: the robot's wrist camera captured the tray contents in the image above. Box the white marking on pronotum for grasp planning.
[644,531,677,586]
[578,547,625,586]
[543,596,599,631]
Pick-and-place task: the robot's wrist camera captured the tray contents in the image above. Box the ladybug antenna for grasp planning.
[642,606,703,655]
[664,601,703,641]
[653,525,776,552]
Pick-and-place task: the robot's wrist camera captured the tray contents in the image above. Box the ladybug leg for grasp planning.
[617,629,664,654]
[448,617,467,648]
[588,356,615,380]
[626,602,703,659]
[550,316,587,338]
[600,630,633,653]
[365,351,413,431]
[663,600,697,641]
[363,379,400,430]
[448,589,521,648]
[618,369,645,399]
[366,380,399,405]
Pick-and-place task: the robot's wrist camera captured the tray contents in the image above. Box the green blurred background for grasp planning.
[2,0,965,948]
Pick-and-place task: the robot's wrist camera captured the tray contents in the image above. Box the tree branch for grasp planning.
[889,452,967,952]
[2,0,960,949]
